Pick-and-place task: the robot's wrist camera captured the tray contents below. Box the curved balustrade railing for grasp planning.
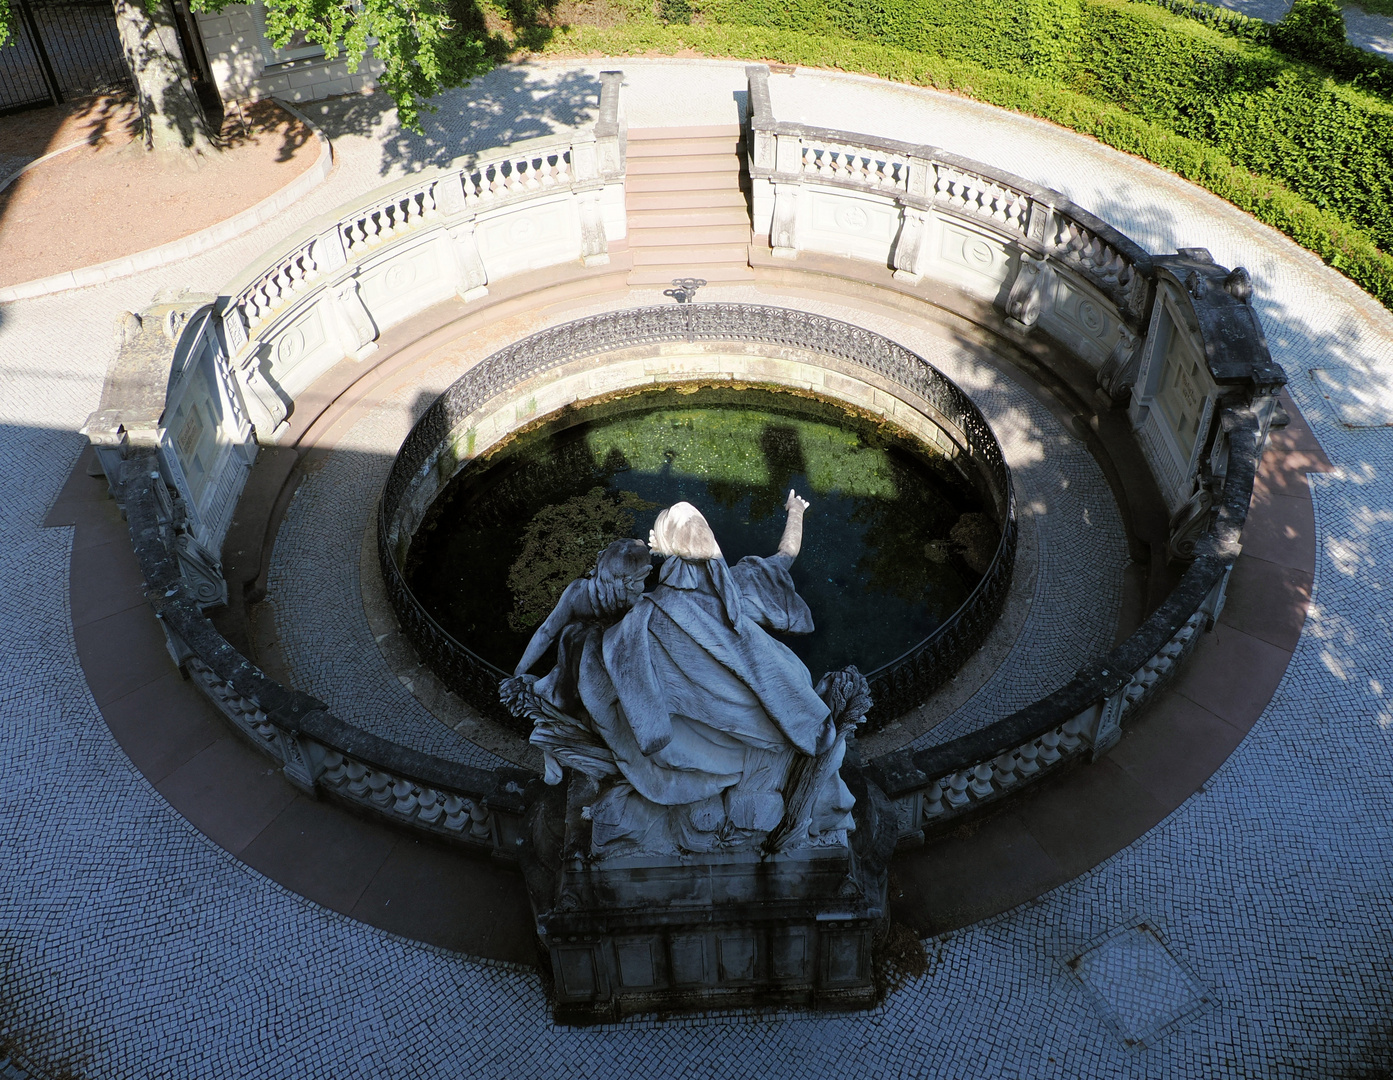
[92,69,1286,862]
[742,64,1284,840]
[868,408,1265,841]
[746,65,1153,333]
[212,70,626,443]
[377,303,1018,733]
[119,453,534,860]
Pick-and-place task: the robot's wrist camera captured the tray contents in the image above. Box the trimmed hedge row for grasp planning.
[1136,0,1393,99]
[698,0,1393,255]
[538,21,1393,309]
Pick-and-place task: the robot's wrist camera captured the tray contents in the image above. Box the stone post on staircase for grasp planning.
[746,64,801,258]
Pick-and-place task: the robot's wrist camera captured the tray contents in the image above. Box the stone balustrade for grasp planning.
[747,65,1152,370]
[742,66,1284,843]
[220,70,626,441]
[122,453,533,859]
[86,68,1287,865]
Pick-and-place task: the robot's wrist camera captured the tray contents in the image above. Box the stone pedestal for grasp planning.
[521,773,892,1023]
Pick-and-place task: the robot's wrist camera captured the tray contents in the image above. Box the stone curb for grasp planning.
[0,136,96,194]
[0,100,334,304]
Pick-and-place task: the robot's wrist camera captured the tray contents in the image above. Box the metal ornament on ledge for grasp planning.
[663,277,706,303]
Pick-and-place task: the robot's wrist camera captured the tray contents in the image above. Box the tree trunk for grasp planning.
[110,0,218,160]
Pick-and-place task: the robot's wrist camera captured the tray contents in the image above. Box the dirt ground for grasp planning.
[0,96,322,288]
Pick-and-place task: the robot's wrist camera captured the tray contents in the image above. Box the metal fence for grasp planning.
[0,0,130,114]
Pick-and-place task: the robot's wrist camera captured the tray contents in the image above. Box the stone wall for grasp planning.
[194,3,383,105]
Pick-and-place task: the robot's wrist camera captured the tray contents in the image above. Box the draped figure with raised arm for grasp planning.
[501,490,872,856]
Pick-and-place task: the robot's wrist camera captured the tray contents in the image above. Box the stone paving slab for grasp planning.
[1,59,1391,1079]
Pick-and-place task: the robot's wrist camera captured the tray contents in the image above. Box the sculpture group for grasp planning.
[501,491,871,857]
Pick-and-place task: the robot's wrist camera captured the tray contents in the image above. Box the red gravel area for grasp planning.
[0,95,322,289]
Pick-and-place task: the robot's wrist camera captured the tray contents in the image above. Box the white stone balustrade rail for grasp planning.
[218,70,626,443]
[741,64,1286,844]
[746,64,1153,372]
[84,68,1286,861]
[125,455,533,861]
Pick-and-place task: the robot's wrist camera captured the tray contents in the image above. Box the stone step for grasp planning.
[627,190,749,211]
[627,154,742,176]
[626,172,742,193]
[626,137,743,159]
[628,124,743,140]
[628,264,755,285]
[627,223,752,247]
[630,243,751,266]
[628,206,751,228]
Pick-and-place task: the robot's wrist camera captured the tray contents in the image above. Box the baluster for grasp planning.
[1017,741,1041,776]
[993,751,1019,787]
[468,800,491,840]
[322,751,347,784]
[951,175,969,210]
[935,168,951,203]
[367,771,393,806]
[1037,732,1061,766]
[443,795,468,830]
[1059,715,1087,751]
[417,788,443,823]
[989,185,1009,223]
[923,780,945,818]
[378,203,398,240]
[346,761,369,797]
[945,770,971,808]
[392,779,418,815]
[970,763,995,798]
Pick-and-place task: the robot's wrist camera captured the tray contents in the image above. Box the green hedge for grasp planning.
[1135,0,1393,99]
[699,0,1393,256]
[539,21,1393,309]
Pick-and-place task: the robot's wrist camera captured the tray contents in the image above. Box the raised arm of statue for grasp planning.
[777,488,811,561]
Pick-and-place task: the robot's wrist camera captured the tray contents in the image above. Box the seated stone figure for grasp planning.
[501,491,870,857]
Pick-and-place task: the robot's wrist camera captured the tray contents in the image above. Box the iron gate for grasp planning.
[0,0,131,115]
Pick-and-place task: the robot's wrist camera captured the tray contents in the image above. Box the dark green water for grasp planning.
[407,384,995,678]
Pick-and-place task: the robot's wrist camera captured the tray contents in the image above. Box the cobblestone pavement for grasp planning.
[1,60,1392,1078]
[268,288,1127,756]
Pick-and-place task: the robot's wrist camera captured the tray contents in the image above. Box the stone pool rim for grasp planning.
[377,302,1019,730]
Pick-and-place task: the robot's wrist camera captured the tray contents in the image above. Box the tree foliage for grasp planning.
[0,0,502,133]
[206,0,500,131]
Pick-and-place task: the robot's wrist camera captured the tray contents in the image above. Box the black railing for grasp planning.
[0,0,130,114]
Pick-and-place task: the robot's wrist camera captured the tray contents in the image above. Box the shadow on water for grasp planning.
[403,385,994,679]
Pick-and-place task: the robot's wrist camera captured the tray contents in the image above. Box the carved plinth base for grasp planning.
[521,774,892,1023]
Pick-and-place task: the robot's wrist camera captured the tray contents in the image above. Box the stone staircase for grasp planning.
[625,125,754,288]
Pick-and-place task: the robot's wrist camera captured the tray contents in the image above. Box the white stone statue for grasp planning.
[501,491,871,857]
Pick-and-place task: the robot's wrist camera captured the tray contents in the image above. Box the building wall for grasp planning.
[194,3,382,105]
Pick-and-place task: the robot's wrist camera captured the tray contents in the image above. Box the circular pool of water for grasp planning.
[406,383,999,679]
